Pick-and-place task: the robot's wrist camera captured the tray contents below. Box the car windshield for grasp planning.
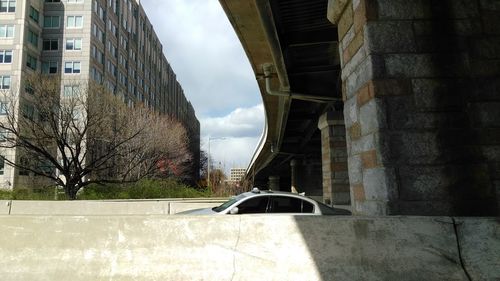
[212,193,248,212]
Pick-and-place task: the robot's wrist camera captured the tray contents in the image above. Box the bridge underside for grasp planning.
[220,0,500,216]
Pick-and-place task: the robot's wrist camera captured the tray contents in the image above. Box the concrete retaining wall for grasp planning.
[3,199,226,215]
[0,215,497,280]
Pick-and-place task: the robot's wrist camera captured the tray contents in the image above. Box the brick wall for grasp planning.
[328,0,499,215]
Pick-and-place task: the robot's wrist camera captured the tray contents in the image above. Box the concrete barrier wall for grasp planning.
[5,199,226,215]
[456,217,500,281]
[0,215,497,280]
[0,200,10,214]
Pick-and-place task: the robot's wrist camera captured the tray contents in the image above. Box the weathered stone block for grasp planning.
[376,0,431,19]
[350,132,377,155]
[445,0,480,19]
[356,83,373,106]
[363,167,398,201]
[359,98,387,135]
[385,53,470,78]
[394,200,455,215]
[341,44,367,79]
[412,79,464,111]
[481,10,500,34]
[353,0,378,32]
[472,37,500,59]
[348,154,362,185]
[352,183,365,201]
[468,102,500,127]
[371,79,412,96]
[365,21,416,54]
[336,1,353,40]
[399,165,460,201]
[343,31,364,64]
[353,200,390,215]
[344,96,358,128]
[346,55,385,97]
[471,78,500,101]
[385,131,442,165]
[470,59,500,77]
[480,0,500,11]
[361,149,378,169]
[482,146,500,162]
[327,0,351,25]
[341,26,355,51]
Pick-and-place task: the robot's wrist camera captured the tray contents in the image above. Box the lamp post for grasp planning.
[207,137,225,190]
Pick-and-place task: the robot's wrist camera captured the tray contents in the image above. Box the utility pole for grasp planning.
[207,137,225,191]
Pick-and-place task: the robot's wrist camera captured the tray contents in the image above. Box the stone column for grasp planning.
[328,0,499,215]
[290,159,300,193]
[268,176,280,191]
[318,111,350,206]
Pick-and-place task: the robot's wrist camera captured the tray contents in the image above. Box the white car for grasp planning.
[177,188,351,215]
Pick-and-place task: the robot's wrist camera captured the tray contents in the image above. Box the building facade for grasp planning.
[228,168,245,183]
[0,0,200,189]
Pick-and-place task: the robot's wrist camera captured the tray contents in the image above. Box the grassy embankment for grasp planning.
[0,179,211,200]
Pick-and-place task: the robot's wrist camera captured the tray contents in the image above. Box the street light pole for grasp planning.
[207,137,225,190]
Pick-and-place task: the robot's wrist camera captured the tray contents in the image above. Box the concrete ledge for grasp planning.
[456,218,500,281]
[0,200,10,214]
[8,200,226,215]
[0,215,495,280]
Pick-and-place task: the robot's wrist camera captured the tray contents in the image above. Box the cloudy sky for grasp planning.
[140,0,264,172]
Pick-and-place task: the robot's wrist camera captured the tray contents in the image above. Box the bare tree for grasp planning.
[0,74,190,199]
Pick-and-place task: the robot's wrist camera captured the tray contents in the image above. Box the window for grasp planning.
[64,61,80,74]
[65,38,82,50]
[0,0,15,13]
[269,197,314,213]
[236,197,269,214]
[19,156,30,176]
[63,85,79,96]
[0,76,10,89]
[67,0,83,3]
[26,54,37,70]
[66,16,83,28]
[27,30,38,46]
[0,25,14,38]
[0,101,7,114]
[0,50,12,63]
[42,39,58,51]
[92,24,103,42]
[45,0,61,2]
[22,104,34,120]
[29,6,39,23]
[42,61,57,74]
[43,16,60,28]
[0,157,4,175]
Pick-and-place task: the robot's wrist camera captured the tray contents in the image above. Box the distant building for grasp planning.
[228,168,246,183]
[0,0,200,189]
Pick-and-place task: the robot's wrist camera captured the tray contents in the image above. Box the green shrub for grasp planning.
[79,179,211,200]
[0,189,12,200]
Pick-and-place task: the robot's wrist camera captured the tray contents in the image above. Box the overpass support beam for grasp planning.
[290,159,300,193]
[328,0,500,215]
[318,111,350,206]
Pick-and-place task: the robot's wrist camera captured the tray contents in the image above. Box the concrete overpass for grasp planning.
[219,0,500,216]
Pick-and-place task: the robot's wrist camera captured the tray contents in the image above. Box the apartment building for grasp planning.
[0,0,200,189]
[228,168,246,183]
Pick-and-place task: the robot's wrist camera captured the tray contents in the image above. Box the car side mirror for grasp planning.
[229,207,239,215]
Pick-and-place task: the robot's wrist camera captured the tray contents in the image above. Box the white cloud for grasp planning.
[141,0,265,171]
[141,0,261,117]
[200,104,264,172]
[201,104,264,138]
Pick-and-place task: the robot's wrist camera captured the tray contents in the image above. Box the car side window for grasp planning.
[270,196,314,213]
[235,196,269,214]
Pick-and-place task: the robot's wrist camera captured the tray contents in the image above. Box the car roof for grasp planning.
[241,189,313,200]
